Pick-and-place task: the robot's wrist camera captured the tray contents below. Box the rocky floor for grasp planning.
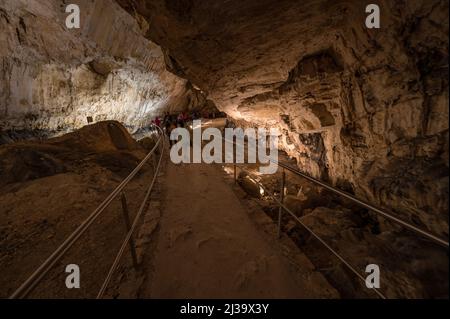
[228,160,449,298]
[0,121,159,298]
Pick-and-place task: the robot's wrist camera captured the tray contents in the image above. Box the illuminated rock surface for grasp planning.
[0,0,207,133]
[0,0,448,299]
[118,0,449,236]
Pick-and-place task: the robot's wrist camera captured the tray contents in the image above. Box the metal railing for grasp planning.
[224,137,449,248]
[225,136,448,299]
[9,125,165,299]
[234,165,388,298]
[271,161,449,247]
[254,169,389,298]
[8,123,448,299]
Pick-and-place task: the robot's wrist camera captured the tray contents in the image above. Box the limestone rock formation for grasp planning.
[0,0,207,134]
[118,0,449,236]
[0,0,447,299]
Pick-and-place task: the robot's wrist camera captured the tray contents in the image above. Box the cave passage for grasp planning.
[0,0,448,300]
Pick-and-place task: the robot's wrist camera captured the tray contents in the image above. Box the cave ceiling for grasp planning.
[116,0,370,121]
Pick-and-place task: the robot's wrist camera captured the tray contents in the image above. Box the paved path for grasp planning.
[142,160,335,298]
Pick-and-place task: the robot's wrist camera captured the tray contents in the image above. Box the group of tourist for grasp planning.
[150,110,225,147]
[149,111,202,146]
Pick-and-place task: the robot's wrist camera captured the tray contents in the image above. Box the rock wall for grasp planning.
[119,0,448,236]
[0,0,447,235]
[0,0,204,133]
[241,2,449,237]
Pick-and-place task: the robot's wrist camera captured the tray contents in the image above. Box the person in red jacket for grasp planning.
[154,116,161,128]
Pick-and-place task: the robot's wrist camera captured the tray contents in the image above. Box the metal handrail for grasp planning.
[273,160,449,248]
[9,125,165,299]
[224,131,448,298]
[223,136,449,248]
[241,170,387,299]
[97,133,164,298]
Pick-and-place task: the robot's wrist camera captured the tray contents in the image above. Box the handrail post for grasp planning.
[152,151,157,172]
[277,169,286,239]
[120,192,139,269]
